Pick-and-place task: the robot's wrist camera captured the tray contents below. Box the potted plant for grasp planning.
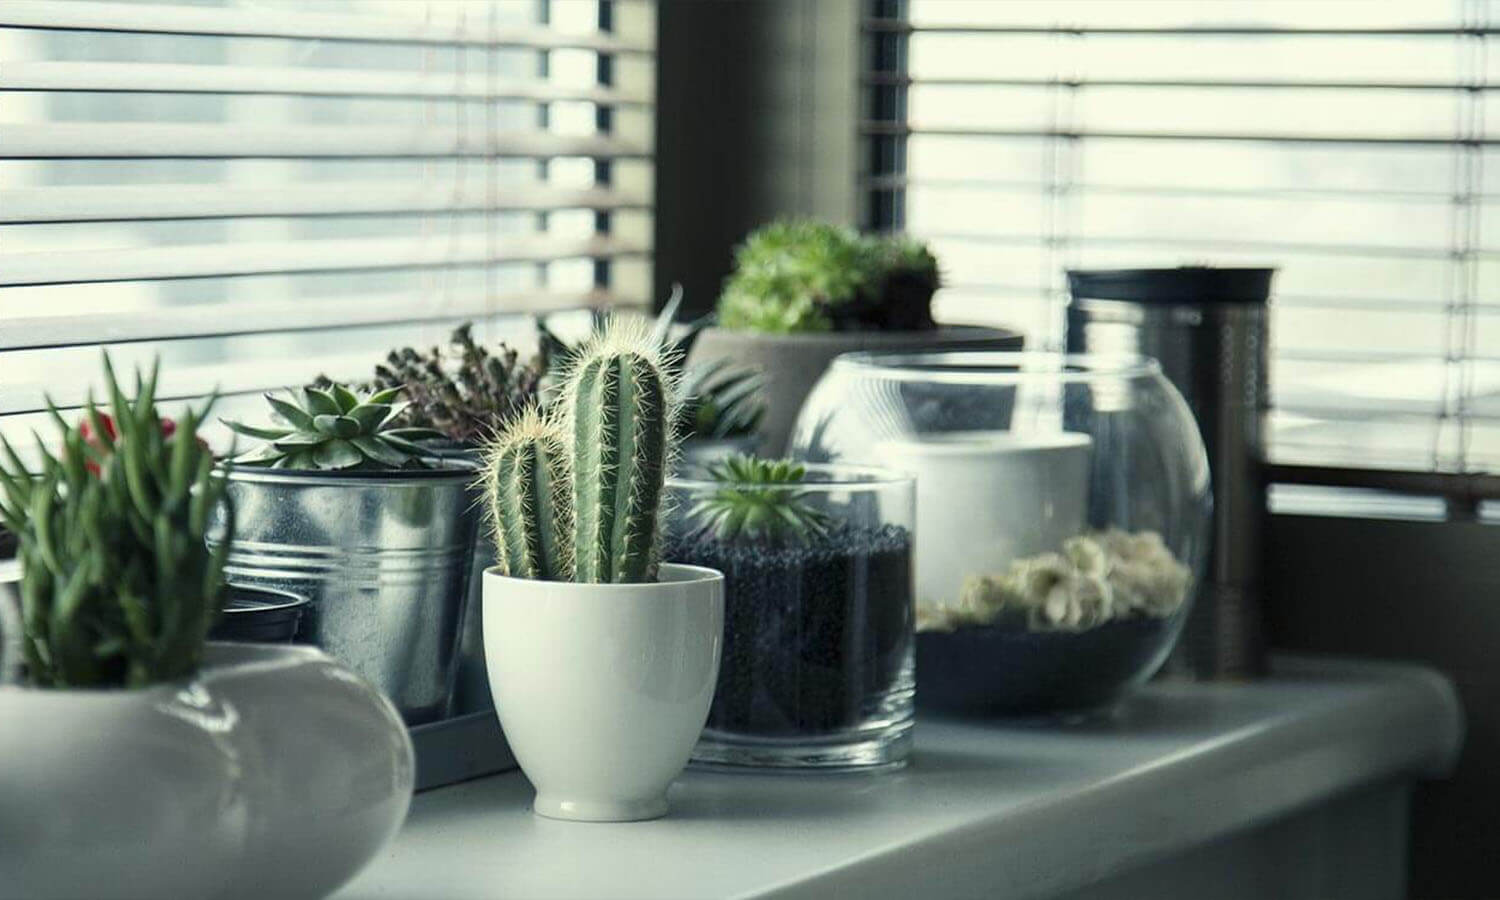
[690,220,1024,453]
[319,324,544,721]
[480,320,724,822]
[663,455,916,770]
[0,357,411,900]
[218,383,482,725]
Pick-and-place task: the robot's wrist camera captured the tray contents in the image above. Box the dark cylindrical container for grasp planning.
[1066,267,1273,679]
[211,585,309,644]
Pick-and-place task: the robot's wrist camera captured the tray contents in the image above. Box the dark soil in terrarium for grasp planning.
[664,523,913,736]
[916,616,1176,717]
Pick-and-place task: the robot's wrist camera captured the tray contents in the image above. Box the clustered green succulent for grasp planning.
[0,356,232,689]
[363,323,542,445]
[687,455,832,544]
[483,319,680,584]
[716,220,942,334]
[224,384,442,471]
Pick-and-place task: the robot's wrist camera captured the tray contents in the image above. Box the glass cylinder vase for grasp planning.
[664,464,915,770]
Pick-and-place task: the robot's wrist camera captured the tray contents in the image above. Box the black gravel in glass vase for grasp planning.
[665,457,916,770]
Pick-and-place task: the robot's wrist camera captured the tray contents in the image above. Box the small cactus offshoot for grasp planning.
[482,408,572,581]
[480,318,680,584]
[223,384,442,470]
[0,355,233,689]
[687,455,832,544]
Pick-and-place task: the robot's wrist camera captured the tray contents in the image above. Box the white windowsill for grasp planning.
[335,656,1461,900]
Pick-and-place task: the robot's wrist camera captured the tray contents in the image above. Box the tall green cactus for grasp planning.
[568,321,678,583]
[480,318,679,585]
[482,408,572,581]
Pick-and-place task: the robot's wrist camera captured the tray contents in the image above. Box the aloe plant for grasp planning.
[686,455,832,544]
[481,318,680,584]
[0,355,232,689]
[677,359,766,441]
[223,384,442,470]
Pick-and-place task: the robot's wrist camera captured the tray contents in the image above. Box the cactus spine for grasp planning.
[482,409,572,580]
[481,318,678,584]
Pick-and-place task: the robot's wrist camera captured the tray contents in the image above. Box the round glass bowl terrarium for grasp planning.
[664,462,915,770]
[790,352,1211,716]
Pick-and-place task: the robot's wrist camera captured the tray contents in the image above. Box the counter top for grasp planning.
[336,656,1461,900]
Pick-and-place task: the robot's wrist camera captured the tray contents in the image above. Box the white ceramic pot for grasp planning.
[0,643,413,900]
[484,564,724,822]
[874,431,1093,609]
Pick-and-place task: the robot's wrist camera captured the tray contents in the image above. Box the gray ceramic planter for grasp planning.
[688,325,1024,455]
[211,464,481,725]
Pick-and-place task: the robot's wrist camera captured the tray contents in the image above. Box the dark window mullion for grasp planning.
[866,0,907,231]
[593,0,614,292]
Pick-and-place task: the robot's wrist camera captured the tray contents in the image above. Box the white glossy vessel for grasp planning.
[0,643,414,900]
[484,563,724,822]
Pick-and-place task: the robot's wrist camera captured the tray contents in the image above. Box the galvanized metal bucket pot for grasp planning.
[211,464,481,725]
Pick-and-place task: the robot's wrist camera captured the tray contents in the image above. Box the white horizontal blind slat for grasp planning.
[0,288,636,354]
[0,61,653,105]
[0,235,648,287]
[0,183,650,224]
[878,0,1491,474]
[0,0,657,454]
[0,124,650,159]
[0,1,654,52]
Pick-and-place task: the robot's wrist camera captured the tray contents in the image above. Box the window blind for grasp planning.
[0,0,654,450]
[865,0,1498,475]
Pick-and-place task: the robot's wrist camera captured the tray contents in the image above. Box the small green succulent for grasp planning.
[678,358,767,440]
[223,384,442,471]
[688,455,833,543]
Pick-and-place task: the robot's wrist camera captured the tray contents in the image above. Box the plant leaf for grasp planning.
[348,403,391,432]
[302,387,341,418]
[220,419,291,441]
[265,393,315,431]
[313,440,363,470]
[330,383,360,414]
[313,414,360,439]
[350,436,408,468]
[367,386,404,406]
[271,432,325,448]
